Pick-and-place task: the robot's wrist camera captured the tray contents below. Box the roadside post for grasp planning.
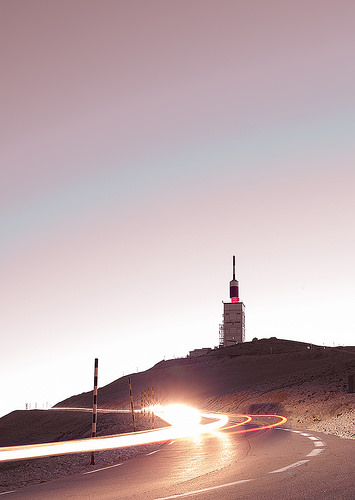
[152,386,155,429]
[91,358,98,465]
[128,377,136,432]
[147,387,150,416]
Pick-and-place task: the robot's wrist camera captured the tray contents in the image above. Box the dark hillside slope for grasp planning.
[56,339,355,420]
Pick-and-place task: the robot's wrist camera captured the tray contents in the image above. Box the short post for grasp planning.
[151,386,155,429]
[128,377,136,432]
[348,374,354,394]
[91,358,98,465]
[147,387,150,416]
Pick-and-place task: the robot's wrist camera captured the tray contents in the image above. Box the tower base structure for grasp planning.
[219,301,245,347]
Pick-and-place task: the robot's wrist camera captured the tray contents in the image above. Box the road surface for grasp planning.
[3,420,354,499]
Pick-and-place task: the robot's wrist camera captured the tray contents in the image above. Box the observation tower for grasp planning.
[219,256,245,346]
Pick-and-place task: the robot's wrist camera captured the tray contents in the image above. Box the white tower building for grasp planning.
[219,256,245,347]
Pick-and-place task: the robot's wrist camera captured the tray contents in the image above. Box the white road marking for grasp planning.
[83,463,123,474]
[156,427,327,498]
[168,441,176,445]
[0,492,15,496]
[269,459,309,474]
[314,440,324,447]
[155,479,254,499]
[307,448,324,457]
[147,450,160,455]
[280,429,325,448]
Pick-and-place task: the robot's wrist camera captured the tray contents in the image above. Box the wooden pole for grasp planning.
[151,386,155,429]
[147,387,150,417]
[128,377,136,432]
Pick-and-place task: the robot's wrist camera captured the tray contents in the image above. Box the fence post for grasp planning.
[128,377,136,432]
[151,386,155,429]
[91,358,98,465]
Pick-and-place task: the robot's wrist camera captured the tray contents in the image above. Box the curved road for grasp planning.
[4,419,354,499]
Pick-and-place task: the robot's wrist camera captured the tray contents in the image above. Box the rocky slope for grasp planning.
[57,338,355,439]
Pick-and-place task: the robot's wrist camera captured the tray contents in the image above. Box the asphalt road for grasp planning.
[5,424,354,499]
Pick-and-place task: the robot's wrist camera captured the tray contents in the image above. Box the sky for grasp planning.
[1,0,354,417]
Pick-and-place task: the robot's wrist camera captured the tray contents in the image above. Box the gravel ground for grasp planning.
[299,408,354,439]
[204,387,354,440]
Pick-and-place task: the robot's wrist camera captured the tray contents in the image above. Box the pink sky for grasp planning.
[1,1,354,416]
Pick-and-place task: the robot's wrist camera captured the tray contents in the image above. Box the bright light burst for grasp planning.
[152,404,202,429]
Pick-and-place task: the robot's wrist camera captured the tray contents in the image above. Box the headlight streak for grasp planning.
[220,414,288,435]
[219,414,252,431]
[0,407,287,463]
[50,407,132,413]
[0,405,228,463]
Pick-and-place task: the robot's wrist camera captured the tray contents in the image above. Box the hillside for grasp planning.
[0,338,354,492]
[56,338,355,437]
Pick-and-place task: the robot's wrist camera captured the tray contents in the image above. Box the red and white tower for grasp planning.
[219,256,245,347]
[230,255,239,303]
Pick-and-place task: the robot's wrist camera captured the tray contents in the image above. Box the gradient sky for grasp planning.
[1,0,354,417]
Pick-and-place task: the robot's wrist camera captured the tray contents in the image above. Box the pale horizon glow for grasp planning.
[1,1,354,417]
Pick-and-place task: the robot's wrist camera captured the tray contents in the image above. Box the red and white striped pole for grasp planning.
[91,358,98,465]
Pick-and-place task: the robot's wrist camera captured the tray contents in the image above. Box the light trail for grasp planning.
[50,407,132,413]
[0,405,228,463]
[219,414,252,430]
[221,414,288,434]
[0,406,287,463]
